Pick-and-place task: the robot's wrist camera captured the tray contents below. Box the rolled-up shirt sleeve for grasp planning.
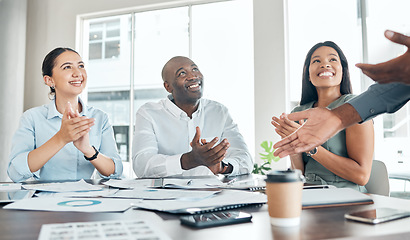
[221,111,253,176]
[348,83,410,122]
[8,112,38,182]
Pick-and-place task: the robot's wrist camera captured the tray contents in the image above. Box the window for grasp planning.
[287,0,362,107]
[132,6,189,115]
[84,14,132,174]
[80,0,254,178]
[287,0,410,191]
[89,18,121,60]
[364,0,410,176]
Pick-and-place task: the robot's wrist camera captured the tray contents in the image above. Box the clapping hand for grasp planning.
[182,127,230,174]
[59,102,95,154]
[273,107,343,158]
[271,113,304,139]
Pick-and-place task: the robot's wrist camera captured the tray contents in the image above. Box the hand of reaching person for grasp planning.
[356,30,410,85]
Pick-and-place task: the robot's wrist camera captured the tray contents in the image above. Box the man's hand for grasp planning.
[273,107,344,158]
[356,30,410,85]
[181,127,230,174]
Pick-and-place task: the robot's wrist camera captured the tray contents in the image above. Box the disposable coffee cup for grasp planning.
[265,169,304,227]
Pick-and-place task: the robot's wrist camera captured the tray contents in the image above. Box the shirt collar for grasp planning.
[165,94,202,119]
[78,97,88,116]
[46,97,86,119]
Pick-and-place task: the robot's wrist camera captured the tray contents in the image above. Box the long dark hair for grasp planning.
[42,47,79,98]
[300,41,352,105]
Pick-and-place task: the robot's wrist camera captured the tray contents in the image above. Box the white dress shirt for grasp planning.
[132,95,253,178]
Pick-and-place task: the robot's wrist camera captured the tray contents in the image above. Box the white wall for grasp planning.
[253,0,289,169]
[0,0,27,181]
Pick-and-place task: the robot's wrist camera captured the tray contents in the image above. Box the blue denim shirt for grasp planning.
[8,98,123,182]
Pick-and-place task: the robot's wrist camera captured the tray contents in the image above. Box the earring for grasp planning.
[51,85,55,90]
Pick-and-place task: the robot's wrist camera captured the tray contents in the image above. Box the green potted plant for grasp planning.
[252,140,281,175]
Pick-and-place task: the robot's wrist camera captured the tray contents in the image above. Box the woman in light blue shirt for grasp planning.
[8,48,123,182]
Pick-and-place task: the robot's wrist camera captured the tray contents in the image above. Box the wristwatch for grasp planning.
[84,146,99,161]
[306,147,318,157]
[221,161,229,173]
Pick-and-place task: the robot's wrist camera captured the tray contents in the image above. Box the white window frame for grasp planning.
[75,0,252,177]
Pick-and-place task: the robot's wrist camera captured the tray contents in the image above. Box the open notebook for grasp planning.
[133,189,267,214]
[302,187,374,209]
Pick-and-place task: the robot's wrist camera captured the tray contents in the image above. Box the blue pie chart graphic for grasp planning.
[57,200,102,207]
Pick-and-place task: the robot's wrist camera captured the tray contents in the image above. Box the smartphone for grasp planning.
[180,211,252,228]
[345,208,410,224]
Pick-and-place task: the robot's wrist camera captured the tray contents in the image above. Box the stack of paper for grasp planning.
[134,189,267,214]
[0,183,22,191]
[23,179,102,192]
[108,188,221,200]
[5,177,267,214]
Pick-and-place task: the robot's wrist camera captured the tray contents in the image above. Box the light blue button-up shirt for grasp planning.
[8,98,123,182]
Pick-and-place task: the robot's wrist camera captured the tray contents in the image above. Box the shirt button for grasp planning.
[370,109,375,113]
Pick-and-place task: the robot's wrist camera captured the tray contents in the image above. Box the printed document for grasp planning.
[38,219,171,240]
[108,188,221,200]
[4,197,137,212]
[22,179,102,192]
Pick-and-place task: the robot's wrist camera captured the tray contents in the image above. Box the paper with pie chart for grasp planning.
[3,197,138,212]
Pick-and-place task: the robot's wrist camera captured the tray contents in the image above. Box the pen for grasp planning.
[227,178,237,185]
[303,185,329,189]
